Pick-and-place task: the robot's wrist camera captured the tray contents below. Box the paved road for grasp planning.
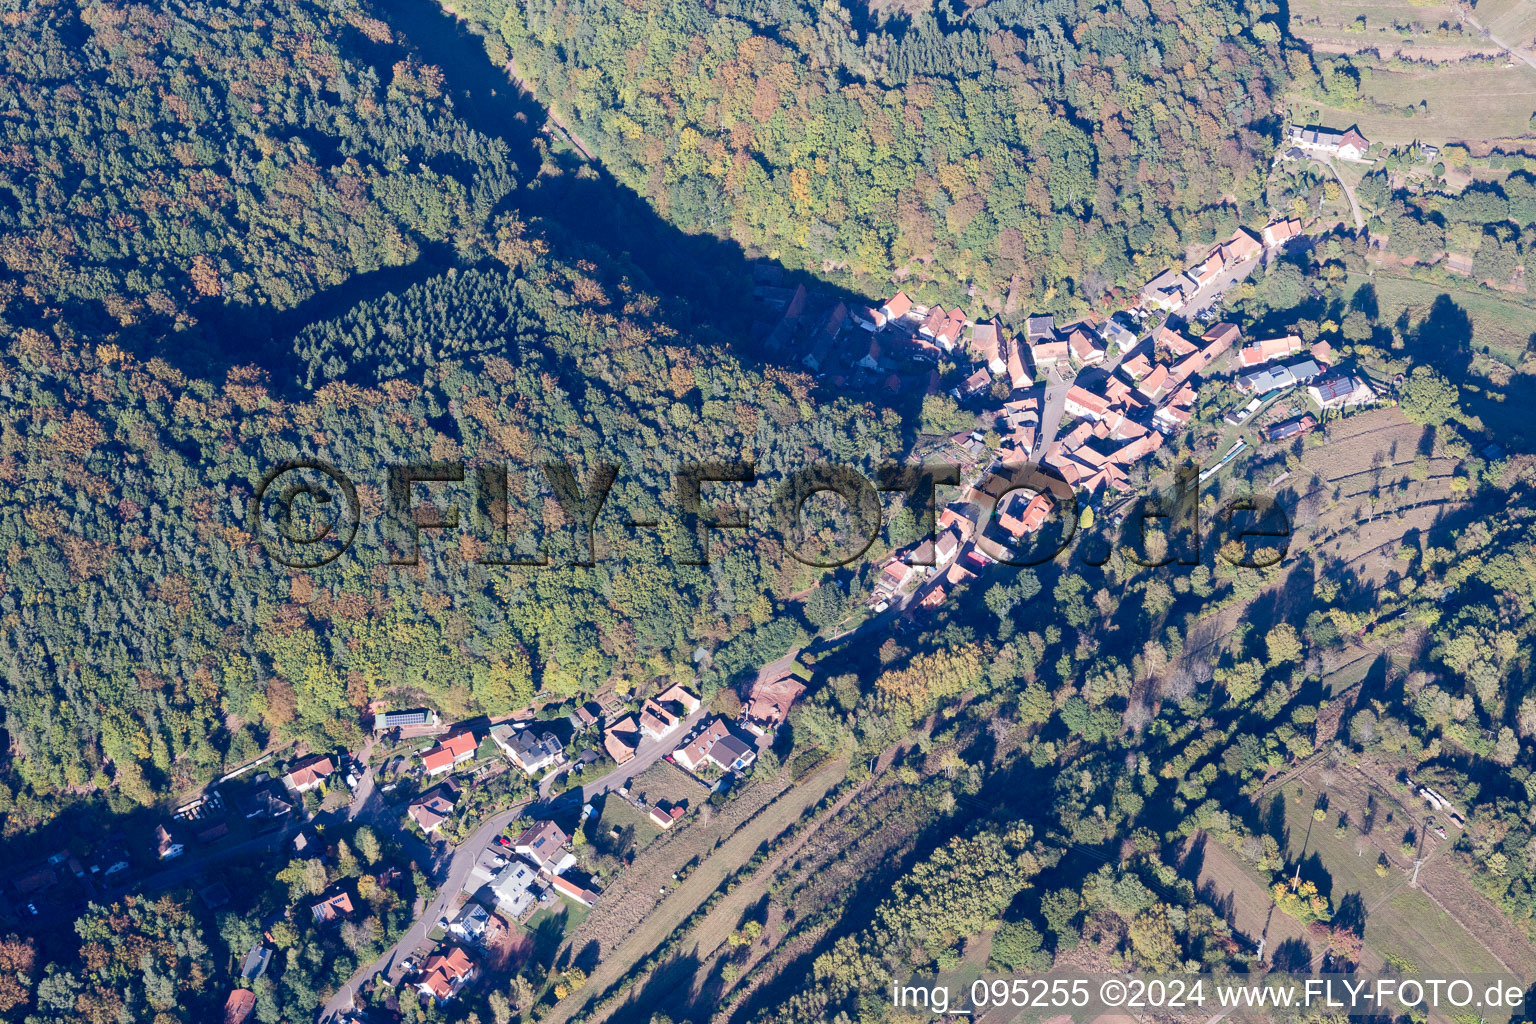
[543,705,711,807]
[319,801,532,1021]
[1035,366,1070,456]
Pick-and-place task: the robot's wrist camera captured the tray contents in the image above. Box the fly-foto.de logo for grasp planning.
[248,459,1291,570]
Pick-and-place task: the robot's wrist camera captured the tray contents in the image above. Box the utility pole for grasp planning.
[1411,859,1423,886]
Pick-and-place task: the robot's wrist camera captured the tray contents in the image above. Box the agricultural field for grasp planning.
[1290,0,1498,59]
[546,761,848,1024]
[1270,767,1532,975]
[1474,0,1536,64]
[1191,759,1536,980]
[1295,60,1536,146]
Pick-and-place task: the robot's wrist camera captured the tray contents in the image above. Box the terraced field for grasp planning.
[1297,59,1536,146]
[1290,0,1498,59]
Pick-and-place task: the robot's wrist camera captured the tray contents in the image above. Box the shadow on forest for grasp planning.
[155,0,931,439]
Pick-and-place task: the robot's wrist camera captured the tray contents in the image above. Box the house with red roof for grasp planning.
[311,891,354,924]
[417,946,476,1004]
[224,990,257,1024]
[422,730,478,776]
[1221,228,1263,264]
[1262,218,1302,248]
[1063,385,1111,421]
[1154,324,1197,357]
[282,755,335,795]
[1239,335,1303,368]
[1067,327,1105,366]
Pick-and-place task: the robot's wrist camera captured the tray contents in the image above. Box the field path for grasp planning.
[1459,6,1536,75]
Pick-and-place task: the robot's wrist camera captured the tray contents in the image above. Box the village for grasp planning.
[9,652,814,1024]
[10,123,1392,1024]
[757,125,1383,622]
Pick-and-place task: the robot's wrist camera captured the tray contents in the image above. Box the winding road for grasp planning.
[318,707,712,1021]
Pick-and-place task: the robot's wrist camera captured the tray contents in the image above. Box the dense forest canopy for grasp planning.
[442,0,1288,314]
[0,254,908,829]
[0,0,526,340]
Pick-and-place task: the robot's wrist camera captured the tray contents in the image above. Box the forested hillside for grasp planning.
[0,252,906,833]
[0,0,913,834]
[440,0,1288,314]
[0,0,521,334]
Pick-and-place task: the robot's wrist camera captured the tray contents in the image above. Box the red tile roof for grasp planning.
[881,291,913,320]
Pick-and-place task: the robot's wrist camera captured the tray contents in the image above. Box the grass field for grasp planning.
[1476,0,1536,59]
[1271,773,1507,975]
[1347,270,1536,363]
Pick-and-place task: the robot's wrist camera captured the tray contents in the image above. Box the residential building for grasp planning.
[513,820,572,875]
[491,725,564,775]
[377,708,438,730]
[655,684,701,716]
[956,367,992,398]
[238,785,294,823]
[1221,227,1263,264]
[602,716,639,763]
[1063,385,1111,421]
[878,560,916,593]
[1031,337,1070,369]
[1141,269,1194,312]
[239,945,272,982]
[1120,353,1152,379]
[311,891,354,924]
[1200,322,1241,357]
[1067,327,1105,366]
[485,857,543,917]
[551,874,599,907]
[1238,335,1303,368]
[935,307,967,350]
[422,731,477,776]
[970,321,1005,374]
[417,947,476,1005]
[224,990,257,1024]
[466,845,510,891]
[1098,318,1136,350]
[935,528,961,566]
[638,700,682,740]
[1023,315,1056,342]
[1154,324,1197,357]
[1265,414,1316,442]
[1262,218,1302,248]
[710,733,757,771]
[1136,364,1171,401]
[154,824,183,861]
[1309,375,1376,409]
[1235,358,1322,396]
[1005,335,1032,387]
[1188,249,1225,288]
[880,291,914,324]
[448,901,494,944]
[674,718,757,773]
[408,788,456,834]
[854,305,885,331]
[1287,124,1370,161]
[282,755,335,794]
